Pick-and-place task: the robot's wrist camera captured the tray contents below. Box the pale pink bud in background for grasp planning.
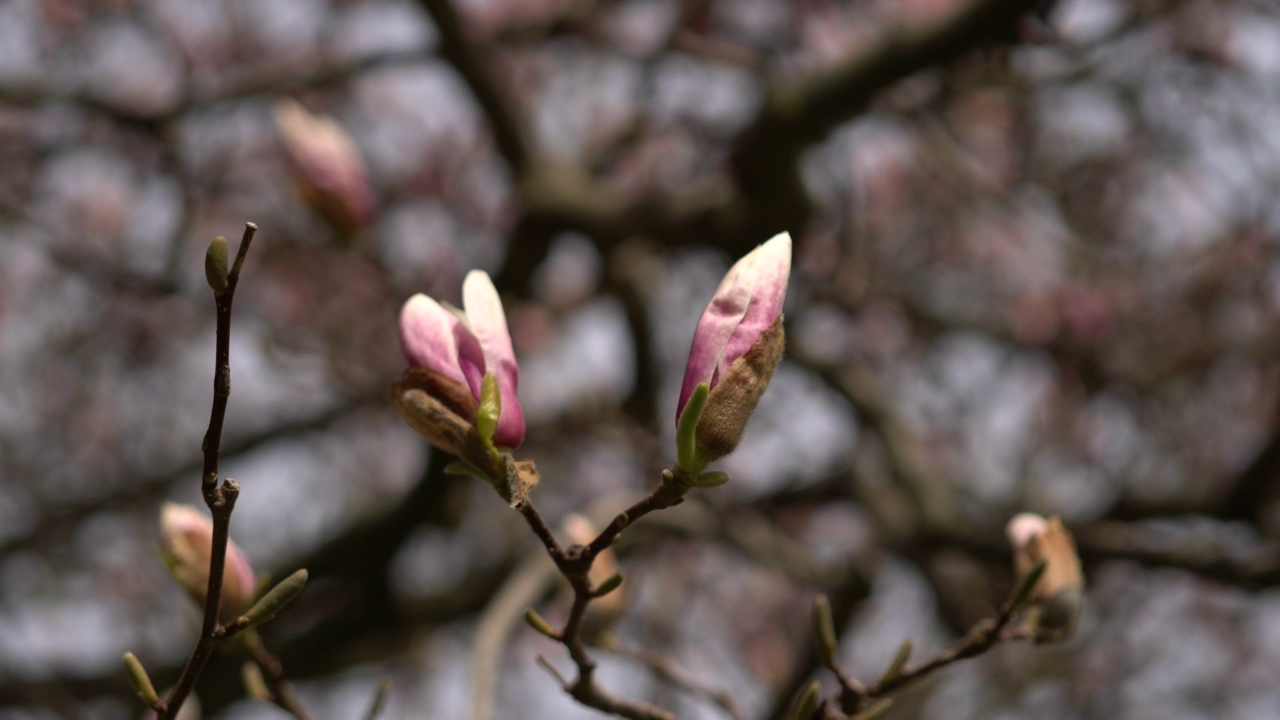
[398,271,525,448]
[273,99,375,238]
[160,503,258,623]
[677,232,792,460]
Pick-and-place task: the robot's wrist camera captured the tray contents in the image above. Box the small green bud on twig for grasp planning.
[592,572,624,598]
[877,639,911,685]
[241,569,308,628]
[692,470,730,488]
[813,594,839,670]
[524,608,560,639]
[123,652,159,707]
[205,236,229,295]
[675,382,710,476]
[793,680,821,720]
[850,698,893,720]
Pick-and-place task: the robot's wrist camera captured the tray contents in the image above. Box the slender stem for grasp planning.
[158,223,258,720]
[517,501,564,562]
[586,474,687,559]
[817,590,1030,716]
[200,222,256,491]
[860,603,1023,700]
[520,470,694,720]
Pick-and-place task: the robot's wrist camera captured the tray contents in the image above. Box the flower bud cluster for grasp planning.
[393,234,792,496]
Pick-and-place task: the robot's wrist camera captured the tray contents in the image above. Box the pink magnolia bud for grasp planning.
[677,232,791,461]
[1007,513,1084,642]
[397,271,525,449]
[273,99,375,238]
[160,503,257,623]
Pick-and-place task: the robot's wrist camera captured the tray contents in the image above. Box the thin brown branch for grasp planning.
[157,224,258,720]
[518,501,566,562]
[858,616,1024,702]
[804,609,1028,718]
[519,470,696,720]
[586,471,689,558]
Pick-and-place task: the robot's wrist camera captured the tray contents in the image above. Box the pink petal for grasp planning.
[444,302,487,399]
[715,232,791,380]
[161,502,208,541]
[1007,513,1048,551]
[399,294,476,390]
[676,232,792,420]
[463,271,525,447]
[223,537,258,607]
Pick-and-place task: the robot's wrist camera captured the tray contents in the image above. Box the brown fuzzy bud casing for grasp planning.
[695,317,785,460]
[394,368,499,478]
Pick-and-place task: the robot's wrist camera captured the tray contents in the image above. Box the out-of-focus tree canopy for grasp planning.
[4,0,1280,717]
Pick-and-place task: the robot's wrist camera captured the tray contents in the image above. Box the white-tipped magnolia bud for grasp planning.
[273,99,374,239]
[1006,513,1084,642]
[397,272,525,454]
[676,233,791,468]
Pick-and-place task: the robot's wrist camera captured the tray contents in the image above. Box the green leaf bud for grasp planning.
[241,569,308,628]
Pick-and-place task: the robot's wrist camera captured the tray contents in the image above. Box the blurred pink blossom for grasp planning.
[160,503,257,623]
[273,99,375,238]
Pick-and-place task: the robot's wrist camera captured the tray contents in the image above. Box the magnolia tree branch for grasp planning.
[158,222,258,720]
[516,471,700,720]
[805,564,1045,719]
[154,224,316,720]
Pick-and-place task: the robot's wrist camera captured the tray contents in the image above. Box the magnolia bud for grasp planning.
[204,236,229,295]
[694,317,785,460]
[676,233,791,471]
[273,99,374,239]
[160,503,258,623]
[1007,513,1084,642]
